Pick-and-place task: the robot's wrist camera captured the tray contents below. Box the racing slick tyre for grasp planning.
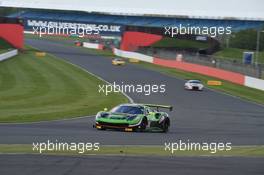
[137,117,148,132]
[161,118,170,133]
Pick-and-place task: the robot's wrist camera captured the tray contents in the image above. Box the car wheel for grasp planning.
[137,117,148,132]
[161,118,170,133]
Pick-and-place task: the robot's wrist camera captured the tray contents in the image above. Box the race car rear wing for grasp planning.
[143,104,173,111]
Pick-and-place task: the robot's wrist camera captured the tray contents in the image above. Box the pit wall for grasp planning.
[0,24,24,49]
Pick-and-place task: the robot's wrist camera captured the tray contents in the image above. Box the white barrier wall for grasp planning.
[245,76,264,91]
[113,48,264,91]
[0,49,18,62]
[83,42,101,49]
[113,48,153,63]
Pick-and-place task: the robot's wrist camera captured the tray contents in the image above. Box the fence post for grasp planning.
[257,64,262,78]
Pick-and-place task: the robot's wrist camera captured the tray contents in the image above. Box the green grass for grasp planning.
[0,46,128,123]
[151,37,209,49]
[0,144,263,157]
[214,48,264,64]
[0,38,13,54]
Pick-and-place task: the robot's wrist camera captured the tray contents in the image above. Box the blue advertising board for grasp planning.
[23,18,124,36]
[243,52,254,64]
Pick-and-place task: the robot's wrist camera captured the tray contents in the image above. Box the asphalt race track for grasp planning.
[1,154,264,175]
[0,39,263,145]
[1,38,264,175]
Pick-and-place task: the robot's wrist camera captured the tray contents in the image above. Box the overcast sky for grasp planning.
[0,0,264,20]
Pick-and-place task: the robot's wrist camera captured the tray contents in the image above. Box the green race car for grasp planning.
[94,103,173,133]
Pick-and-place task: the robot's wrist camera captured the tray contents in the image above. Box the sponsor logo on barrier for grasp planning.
[129,58,140,63]
[35,52,46,57]
[207,80,222,86]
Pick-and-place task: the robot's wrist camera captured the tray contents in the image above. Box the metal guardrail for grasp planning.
[138,47,264,79]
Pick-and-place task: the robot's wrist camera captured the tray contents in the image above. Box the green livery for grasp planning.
[94,103,173,133]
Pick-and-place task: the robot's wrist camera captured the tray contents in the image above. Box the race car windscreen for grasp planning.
[111,106,144,114]
[189,80,201,84]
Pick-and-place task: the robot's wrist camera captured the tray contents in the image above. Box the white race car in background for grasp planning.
[184,80,204,91]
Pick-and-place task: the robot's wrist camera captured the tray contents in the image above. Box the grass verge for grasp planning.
[0,144,263,157]
[0,46,128,123]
